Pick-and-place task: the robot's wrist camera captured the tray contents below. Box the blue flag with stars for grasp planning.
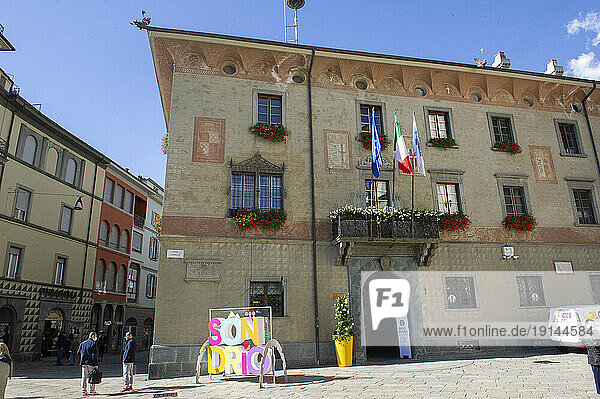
[371,109,383,178]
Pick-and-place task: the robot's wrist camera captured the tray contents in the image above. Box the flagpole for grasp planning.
[411,112,415,238]
[392,111,397,209]
[369,108,373,237]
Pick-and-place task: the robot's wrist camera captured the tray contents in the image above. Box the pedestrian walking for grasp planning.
[0,343,12,399]
[98,332,106,362]
[121,331,136,392]
[69,333,79,366]
[56,331,67,366]
[77,332,99,396]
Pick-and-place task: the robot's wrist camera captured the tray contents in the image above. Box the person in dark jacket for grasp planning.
[56,332,67,366]
[589,345,600,394]
[121,331,136,391]
[77,332,99,396]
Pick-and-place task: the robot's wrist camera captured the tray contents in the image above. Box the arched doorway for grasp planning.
[0,307,15,352]
[42,308,64,357]
[142,318,153,349]
[125,317,137,340]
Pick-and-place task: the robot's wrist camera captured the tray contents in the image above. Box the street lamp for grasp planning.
[74,196,83,211]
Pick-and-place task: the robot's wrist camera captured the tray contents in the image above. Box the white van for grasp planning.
[549,306,600,347]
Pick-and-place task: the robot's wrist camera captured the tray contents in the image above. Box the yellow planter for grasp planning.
[334,337,353,367]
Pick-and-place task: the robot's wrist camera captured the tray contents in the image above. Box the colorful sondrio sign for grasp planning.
[206,308,272,376]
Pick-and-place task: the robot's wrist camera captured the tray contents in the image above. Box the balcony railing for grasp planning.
[134,214,145,229]
[331,215,439,242]
[0,138,7,165]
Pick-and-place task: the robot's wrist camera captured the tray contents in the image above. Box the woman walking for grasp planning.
[0,343,12,399]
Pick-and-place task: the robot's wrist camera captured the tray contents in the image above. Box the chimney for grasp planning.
[492,51,511,69]
[545,59,564,76]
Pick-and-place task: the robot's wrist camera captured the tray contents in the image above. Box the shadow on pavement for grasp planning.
[13,352,149,379]
[219,373,350,386]
[104,385,198,396]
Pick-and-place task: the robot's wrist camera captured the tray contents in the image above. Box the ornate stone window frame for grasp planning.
[494,173,531,218]
[554,118,586,158]
[355,156,400,207]
[487,112,518,148]
[428,169,466,214]
[355,99,387,141]
[423,106,458,145]
[245,276,288,318]
[228,153,285,215]
[252,88,287,126]
[564,176,599,226]
[443,274,479,310]
[515,274,547,308]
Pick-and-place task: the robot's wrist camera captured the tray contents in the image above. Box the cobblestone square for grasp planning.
[7,351,600,398]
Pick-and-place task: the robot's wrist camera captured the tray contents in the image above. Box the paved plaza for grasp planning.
[6,351,600,398]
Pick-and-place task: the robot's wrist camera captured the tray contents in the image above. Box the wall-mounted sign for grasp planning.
[185,259,220,281]
[166,249,184,259]
[554,261,574,274]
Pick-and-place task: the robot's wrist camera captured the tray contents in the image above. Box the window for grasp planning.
[22,135,37,165]
[95,259,106,291]
[106,262,117,292]
[54,256,67,285]
[445,276,477,309]
[113,185,124,208]
[428,110,451,139]
[132,231,143,253]
[365,180,389,209]
[59,205,73,234]
[436,183,460,213]
[257,94,282,124]
[99,221,109,246]
[516,275,546,307]
[103,179,114,202]
[149,237,159,261]
[127,263,140,302]
[503,186,526,216]
[13,187,32,221]
[573,189,597,224]
[590,275,600,304]
[259,175,282,212]
[231,174,255,208]
[65,159,77,185]
[117,265,127,293]
[249,281,284,317]
[555,120,583,155]
[120,230,130,253]
[109,225,120,250]
[123,191,134,214]
[491,116,514,143]
[146,274,157,298]
[6,246,22,279]
[360,105,383,137]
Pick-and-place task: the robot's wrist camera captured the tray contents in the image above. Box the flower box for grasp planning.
[250,123,288,143]
[231,208,287,231]
[359,130,390,151]
[438,212,471,231]
[161,132,168,154]
[493,140,521,154]
[428,137,457,148]
[503,214,536,231]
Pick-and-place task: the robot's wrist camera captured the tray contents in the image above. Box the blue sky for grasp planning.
[1,1,599,184]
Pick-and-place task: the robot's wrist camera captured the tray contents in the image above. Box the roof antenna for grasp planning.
[284,0,305,44]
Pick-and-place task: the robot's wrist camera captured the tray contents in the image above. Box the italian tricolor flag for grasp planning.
[394,113,413,174]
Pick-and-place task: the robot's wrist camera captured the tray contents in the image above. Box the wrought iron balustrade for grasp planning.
[134,214,145,229]
[331,215,439,241]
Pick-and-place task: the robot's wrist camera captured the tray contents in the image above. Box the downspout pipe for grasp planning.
[307,48,320,366]
[79,162,98,308]
[582,83,599,178]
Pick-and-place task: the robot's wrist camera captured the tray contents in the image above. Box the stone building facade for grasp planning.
[145,26,600,378]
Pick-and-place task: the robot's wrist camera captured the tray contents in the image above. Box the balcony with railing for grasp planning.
[134,214,145,229]
[331,214,439,243]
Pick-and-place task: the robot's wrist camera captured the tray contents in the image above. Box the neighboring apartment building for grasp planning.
[145,26,600,378]
[91,163,162,352]
[0,58,109,359]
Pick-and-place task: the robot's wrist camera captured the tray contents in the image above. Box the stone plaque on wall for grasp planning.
[323,130,351,171]
[185,259,221,281]
[529,146,557,184]
[192,117,225,163]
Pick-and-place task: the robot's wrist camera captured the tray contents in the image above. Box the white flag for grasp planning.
[412,113,426,176]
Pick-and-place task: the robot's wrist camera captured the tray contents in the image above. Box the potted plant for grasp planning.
[332,293,355,367]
